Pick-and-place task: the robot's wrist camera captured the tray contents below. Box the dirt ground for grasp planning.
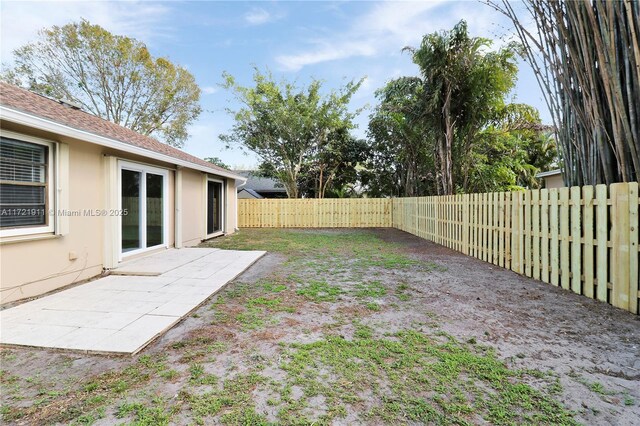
[1,228,638,425]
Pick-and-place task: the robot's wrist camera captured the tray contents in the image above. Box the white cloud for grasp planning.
[244,8,272,25]
[1,1,172,61]
[274,0,517,72]
[277,41,377,71]
[275,1,446,71]
[202,86,219,95]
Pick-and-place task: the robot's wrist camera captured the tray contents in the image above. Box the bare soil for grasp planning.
[1,228,638,425]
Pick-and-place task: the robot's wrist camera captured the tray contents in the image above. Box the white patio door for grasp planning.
[119,161,168,258]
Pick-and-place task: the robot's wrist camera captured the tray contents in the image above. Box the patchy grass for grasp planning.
[296,280,344,302]
[0,229,592,425]
[274,327,576,425]
[181,373,268,425]
[354,280,387,298]
[116,396,175,425]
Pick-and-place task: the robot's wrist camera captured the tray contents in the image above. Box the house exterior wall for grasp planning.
[0,123,238,305]
[543,174,565,189]
[225,178,238,233]
[1,129,106,304]
[181,168,206,247]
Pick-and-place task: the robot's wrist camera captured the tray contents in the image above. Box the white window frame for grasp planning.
[205,177,225,238]
[0,130,56,238]
[118,160,169,260]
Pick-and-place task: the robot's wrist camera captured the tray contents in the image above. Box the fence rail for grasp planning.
[238,182,639,314]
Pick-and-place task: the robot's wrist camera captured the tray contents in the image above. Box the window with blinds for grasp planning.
[0,136,49,229]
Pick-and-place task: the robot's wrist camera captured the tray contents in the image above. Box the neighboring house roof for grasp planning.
[535,169,562,178]
[238,188,264,199]
[0,82,244,181]
[235,170,287,193]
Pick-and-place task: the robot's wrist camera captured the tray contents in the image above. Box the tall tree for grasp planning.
[2,20,201,147]
[364,77,435,197]
[486,0,640,185]
[220,68,363,198]
[300,128,369,198]
[406,20,519,194]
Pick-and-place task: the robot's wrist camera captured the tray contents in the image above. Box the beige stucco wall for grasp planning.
[543,174,565,189]
[180,171,239,246]
[1,129,105,304]
[225,178,238,233]
[1,123,238,305]
[181,168,206,247]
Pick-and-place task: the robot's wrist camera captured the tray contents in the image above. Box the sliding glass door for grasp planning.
[207,180,223,235]
[120,161,167,257]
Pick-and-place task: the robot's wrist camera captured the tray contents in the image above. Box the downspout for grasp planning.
[174,166,183,248]
[236,177,247,231]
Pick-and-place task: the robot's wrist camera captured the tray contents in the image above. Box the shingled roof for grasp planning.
[0,82,239,178]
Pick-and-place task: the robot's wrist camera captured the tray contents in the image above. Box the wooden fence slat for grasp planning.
[559,188,570,290]
[532,190,540,280]
[483,193,489,262]
[570,186,582,295]
[595,185,608,302]
[628,183,639,314]
[582,186,595,299]
[540,189,549,284]
[611,183,631,310]
[550,189,560,286]
[498,192,505,268]
[524,190,532,276]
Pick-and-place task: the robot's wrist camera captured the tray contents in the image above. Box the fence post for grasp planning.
[610,183,631,310]
[629,183,639,314]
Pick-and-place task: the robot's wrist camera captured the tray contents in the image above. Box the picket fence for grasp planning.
[238,182,639,314]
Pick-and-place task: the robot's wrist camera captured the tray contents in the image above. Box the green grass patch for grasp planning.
[189,364,218,386]
[276,329,577,425]
[182,373,269,425]
[354,280,387,298]
[236,307,266,330]
[116,397,175,426]
[296,280,343,302]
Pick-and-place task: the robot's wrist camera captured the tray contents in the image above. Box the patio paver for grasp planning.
[0,248,265,354]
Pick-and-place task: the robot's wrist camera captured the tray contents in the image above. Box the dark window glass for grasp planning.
[121,169,141,251]
[207,181,222,234]
[0,137,48,228]
[146,173,163,247]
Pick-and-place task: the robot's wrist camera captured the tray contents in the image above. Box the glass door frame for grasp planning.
[118,160,169,260]
[205,177,225,238]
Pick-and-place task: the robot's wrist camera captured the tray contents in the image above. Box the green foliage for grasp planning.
[2,20,201,147]
[220,68,364,198]
[365,20,556,196]
[204,157,230,169]
[469,104,557,192]
[364,77,435,197]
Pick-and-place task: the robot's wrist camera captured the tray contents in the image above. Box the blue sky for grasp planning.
[1,1,547,169]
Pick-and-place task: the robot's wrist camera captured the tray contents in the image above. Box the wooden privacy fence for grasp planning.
[238,182,639,314]
[238,198,391,228]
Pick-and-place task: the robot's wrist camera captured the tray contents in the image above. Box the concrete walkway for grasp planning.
[0,248,265,354]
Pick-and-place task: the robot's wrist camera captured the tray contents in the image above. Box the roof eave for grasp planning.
[0,106,246,183]
[535,169,562,178]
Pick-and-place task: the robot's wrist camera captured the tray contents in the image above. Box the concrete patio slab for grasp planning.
[110,248,221,276]
[0,248,265,354]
